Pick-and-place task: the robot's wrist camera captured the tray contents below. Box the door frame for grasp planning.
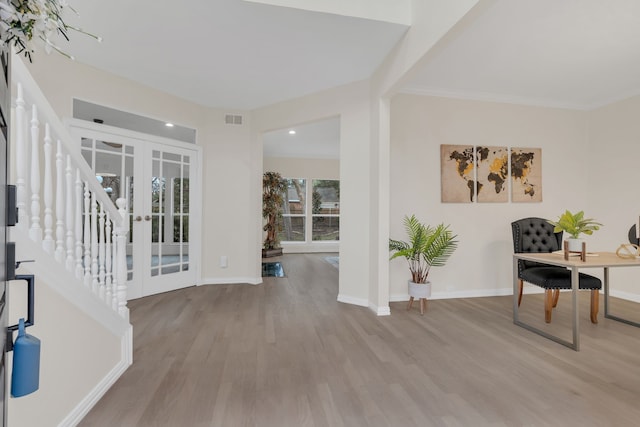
[66,118,203,299]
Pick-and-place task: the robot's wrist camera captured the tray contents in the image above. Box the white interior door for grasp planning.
[139,144,195,296]
[71,121,200,299]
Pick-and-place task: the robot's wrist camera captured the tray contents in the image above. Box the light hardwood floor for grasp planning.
[80,253,640,426]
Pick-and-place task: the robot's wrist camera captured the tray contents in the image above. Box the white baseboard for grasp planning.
[199,277,262,286]
[389,287,543,302]
[337,294,369,307]
[369,304,391,316]
[59,325,133,427]
[390,287,640,303]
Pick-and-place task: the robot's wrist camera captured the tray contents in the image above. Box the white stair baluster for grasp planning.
[105,212,113,305]
[91,192,99,293]
[55,140,65,262]
[29,105,42,242]
[15,83,28,228]
[98,202,106,299]
[65,155,74,271]
[75,170,84,279]
[83,182,92,287]
[111,226,118,311]
[42,123,54,253]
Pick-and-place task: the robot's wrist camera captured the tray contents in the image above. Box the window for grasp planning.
[312,180,340,241]
[279,177,340,243]
[279,178,306,242]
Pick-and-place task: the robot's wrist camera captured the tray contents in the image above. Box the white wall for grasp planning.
[390,93,592,300]
[21,55,261,286]
[587,95,640,300]
[263,156,340,253]
[7,263,123,426]
[252,80,373,306]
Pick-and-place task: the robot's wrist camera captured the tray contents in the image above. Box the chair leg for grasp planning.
[544,289,553,323]
[518,279,523,307]
[590,290,599,324]
[552,289,560,308]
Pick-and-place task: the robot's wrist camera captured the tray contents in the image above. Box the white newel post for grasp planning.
[29,105,42,242]
[115,198,129,318]
[55,140,65,262]
[15,83,28,228]
[42,123,54,253]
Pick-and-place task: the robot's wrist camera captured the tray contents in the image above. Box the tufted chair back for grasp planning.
[511,217,563,274]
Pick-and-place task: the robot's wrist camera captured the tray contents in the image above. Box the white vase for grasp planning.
[408,280,432,299]
[567,238,585,252]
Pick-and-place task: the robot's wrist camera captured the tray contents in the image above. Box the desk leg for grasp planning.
[571,266,580,351]
[513,256,580,351]
[604,267,609,317]
[603,266,640,327]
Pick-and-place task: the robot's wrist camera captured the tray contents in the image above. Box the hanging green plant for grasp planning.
[0,0,101,62]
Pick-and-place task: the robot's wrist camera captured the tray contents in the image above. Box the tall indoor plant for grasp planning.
[262,171,287,257]
[547,210,602,251]
[389,214,458,304]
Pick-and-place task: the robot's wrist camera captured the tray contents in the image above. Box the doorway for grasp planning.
[69,121,201,299]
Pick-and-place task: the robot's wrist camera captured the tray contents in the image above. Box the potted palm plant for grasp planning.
[262,171,287,258]
[547,210,602,252]
[389,214,458,307]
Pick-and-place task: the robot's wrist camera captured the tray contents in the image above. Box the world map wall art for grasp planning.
[440,145,542,203]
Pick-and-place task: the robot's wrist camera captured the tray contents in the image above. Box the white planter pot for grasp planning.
[408,280,432,299]
[567,238,585,252]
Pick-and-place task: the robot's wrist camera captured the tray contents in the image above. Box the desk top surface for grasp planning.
[513,251,640,268]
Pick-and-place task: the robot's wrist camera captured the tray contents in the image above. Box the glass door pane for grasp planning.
[149,150,190,280]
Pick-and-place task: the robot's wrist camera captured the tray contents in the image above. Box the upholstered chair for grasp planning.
[511,217,601,323]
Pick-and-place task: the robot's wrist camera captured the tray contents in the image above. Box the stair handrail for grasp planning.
[10,56,129,318]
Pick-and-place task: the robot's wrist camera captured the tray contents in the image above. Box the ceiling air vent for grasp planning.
[225,114,243,125]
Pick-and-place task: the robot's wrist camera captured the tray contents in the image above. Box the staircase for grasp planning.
[7,58,133,426]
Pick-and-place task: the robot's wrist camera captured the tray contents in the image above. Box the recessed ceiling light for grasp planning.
[288,130,296,135]
[165,123,174,127]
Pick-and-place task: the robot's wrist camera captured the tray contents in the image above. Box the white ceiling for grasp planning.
[403,0,640,110]
[63,0,408,111]
[57,0,640,158]
[263,117,340,159]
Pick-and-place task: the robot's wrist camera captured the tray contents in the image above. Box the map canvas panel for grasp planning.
[511,147,542,202]
[476,146,508,203]
[441,144,475,203]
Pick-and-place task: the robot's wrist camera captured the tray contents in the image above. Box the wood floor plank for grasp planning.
[80,253,640,426]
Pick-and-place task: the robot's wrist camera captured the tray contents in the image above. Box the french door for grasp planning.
[70,121,200,299]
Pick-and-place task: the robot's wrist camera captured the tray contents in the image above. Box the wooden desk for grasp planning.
[512,252,640,351]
